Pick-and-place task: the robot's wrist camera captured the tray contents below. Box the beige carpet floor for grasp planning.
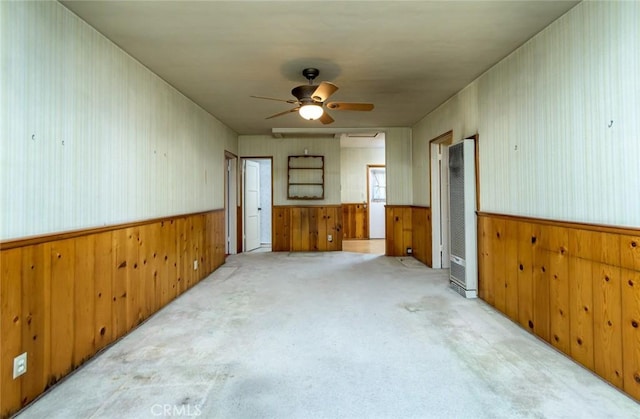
[17,251,640,419]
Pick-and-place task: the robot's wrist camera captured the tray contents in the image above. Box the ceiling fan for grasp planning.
[251,68,374,124]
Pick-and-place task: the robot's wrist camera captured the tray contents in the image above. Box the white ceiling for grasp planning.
[60,0,579,135]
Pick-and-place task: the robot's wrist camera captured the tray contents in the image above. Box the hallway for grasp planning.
[18,252,639,418]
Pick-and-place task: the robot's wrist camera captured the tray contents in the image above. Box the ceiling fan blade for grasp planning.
[251,95,298,104]
[319,112,334,125]
[311,82,339,102]
[326,102,374,111]
[266,107,299,119]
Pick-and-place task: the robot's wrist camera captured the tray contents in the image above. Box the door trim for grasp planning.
[429,131,453,269]
[224,151,238,255]
[240,156,274,251]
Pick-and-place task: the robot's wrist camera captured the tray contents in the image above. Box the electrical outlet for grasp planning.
[13,352,27,379]
[406,247,413,255]
[328,234,333,242]
[193,260,198,270]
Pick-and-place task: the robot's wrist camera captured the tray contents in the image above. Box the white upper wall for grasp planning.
[238,135,341,205]
[340,147,385,203]
[412,0,640,228]
[385,127,413,205]
[0,2,238,240]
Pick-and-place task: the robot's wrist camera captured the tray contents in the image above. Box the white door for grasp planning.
[244,160,260,252]
[368,166,386,239]
[430,143,450,268]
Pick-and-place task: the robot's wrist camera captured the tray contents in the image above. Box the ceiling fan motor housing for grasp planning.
[291,85,320,102]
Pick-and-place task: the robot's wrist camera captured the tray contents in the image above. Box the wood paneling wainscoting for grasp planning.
[477,212,640,401]
[0,210,226,418]
[272,205,343,252]
[385,205,432,267]
[385,205,412,257]
[411,206,432,267]
[342,203,368,239]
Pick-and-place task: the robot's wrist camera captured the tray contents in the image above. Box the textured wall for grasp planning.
[412,84,478,207]
[385,127,413,205]
[412,1,640,228]
[238,135,341,205]
[0,2,238,240]
[340,147,385,203]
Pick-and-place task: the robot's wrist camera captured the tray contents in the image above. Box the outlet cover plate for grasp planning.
[13,352,27,379]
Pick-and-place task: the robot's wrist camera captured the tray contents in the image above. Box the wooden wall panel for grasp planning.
[271,206,342,252]
[504,219,520,322]
[176,218,188,294]
[393,209,404,256]
[385,207,394,256]
[237,206,243,255]
[216,211,226,267]
[477,215,491,300]
[569,229,595,371]
[308,209,318,251]
[491,218,506,310]
[93,232,113,352]
[299,209,310,251]
[385,206,412,257]
[0,210,225,418]
[48,239,75,383]
[73,236,96,368]
[411,207,432,267]
[402,207,412,257]
[621,235,640,270]
[342,204,368,240]
[165,220,179,303]
[326,207,342,251]
[547,226,570,354]
[517,222,534,332]
[140,224,158,321]
[1,248,23,416]
[477,212,640,401]
[20,245,47,404]
[531,224,550,342]
[317,208,328,252]
[272,207,291,252]
[593,262,623,387]
[622,268,640,400]
[111,229,129,341]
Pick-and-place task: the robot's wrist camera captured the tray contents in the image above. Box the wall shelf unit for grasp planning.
[288,155,324,200]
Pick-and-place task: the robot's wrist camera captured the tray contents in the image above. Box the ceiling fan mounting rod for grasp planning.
[302,67,319,84]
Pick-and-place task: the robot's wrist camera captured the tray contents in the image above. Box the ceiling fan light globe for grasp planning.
[299,104,324,120]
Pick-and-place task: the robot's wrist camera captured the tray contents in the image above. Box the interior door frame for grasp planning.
[243,159,261,252]
[429,131,453,269]
[240,156,274,252]
[367,164,385,239]
[224,151,238,255]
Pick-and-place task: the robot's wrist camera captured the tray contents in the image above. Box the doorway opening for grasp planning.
[429,131,453,269]
[340,131,385,255]
[242,157,272,252]
[367,165,386,239]
[224,152,238,255]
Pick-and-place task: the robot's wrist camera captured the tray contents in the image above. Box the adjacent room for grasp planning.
[1,1,639,418]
